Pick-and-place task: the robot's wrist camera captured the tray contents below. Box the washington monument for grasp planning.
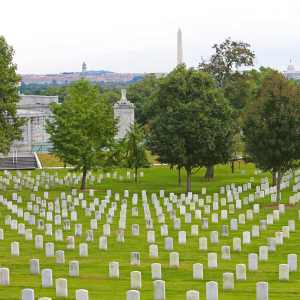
[177,28,183,65]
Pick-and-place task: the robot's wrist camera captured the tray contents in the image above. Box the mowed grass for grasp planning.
[0,163,300,299]
[37,153,64,168]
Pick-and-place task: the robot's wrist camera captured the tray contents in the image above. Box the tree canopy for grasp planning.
[0,36,24,154]
[127,75,160,125]
[243,70,300,198]
[46,79,116,189]
[199,37,255,88]
[149,65,235,192]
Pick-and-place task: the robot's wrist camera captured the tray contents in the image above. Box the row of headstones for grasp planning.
[0,267,270,300]
[126,280,270,300]
[3,222,298,271]
[2,173,284,230]
[2,188,298,250]
[20,287,88,300]
[5,214,294,255]
[1,186,297,251]
[2,207,298,257]
[2,200,294,242]
[5,233,298,277]
[0,169,145,191]
[2,187,292,233]
[0,268,86,299]
[20,251,296,282]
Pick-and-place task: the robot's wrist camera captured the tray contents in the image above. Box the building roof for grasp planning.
[18,94,59,108]
[17,109,47,117]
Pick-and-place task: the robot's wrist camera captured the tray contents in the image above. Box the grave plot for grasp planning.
[0,168,300,299]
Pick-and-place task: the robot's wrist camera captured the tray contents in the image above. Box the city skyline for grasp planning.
[1,0,300,74]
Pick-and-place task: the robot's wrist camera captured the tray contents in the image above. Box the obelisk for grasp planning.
[177,28,183,65]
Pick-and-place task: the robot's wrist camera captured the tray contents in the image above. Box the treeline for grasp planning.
[2,35,300,195]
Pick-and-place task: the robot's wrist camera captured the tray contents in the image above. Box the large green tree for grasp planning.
[0,36,24,154]
[243,70,300,200]
[46,79,116,190]
[149,65,235,192]
[199,38,255,177]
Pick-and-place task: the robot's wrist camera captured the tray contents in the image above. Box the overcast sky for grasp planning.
[1,0,300,74]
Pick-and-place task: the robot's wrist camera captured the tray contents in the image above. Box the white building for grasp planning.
[283,62,300,80]
[113,89,135,139]
[10,94,59,156]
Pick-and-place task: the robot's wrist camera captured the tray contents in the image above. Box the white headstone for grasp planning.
[126,290,140,300]
[56,250,65,264]
[256,282,268,300]
[186,290,199,300]
[193,263,203,280]
[208,253,218,269]
[149,244,158,258]
[153,280,165,300]
[69,260,79,277]
[169,252,179,268]
[248,253,258,271]
[56,278,68,298]
[288,254,297,272]
[279,264,289,281]
[223,272,234,290]
[75,289,89,300]
[0,268,9,285]
[21,288,34,300]
[130,271,142,289]
[151,263,162,280]
[206,281,218,300]
[109,262,119,278]
[42,269,53,287]
[236,264,246,280]
[30,259,40,274]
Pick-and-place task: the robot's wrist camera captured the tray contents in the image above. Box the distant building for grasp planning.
[177,28,183,65]
[82,62,87,73]
[113,89,134,139]
[10,95,59,155]
[283,61,300,80]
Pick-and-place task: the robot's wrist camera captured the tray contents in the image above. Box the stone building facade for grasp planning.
[114,89,135,139]
[10,95,59,156]
[9,90,134,157]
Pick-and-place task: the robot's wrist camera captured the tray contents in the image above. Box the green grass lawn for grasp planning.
[0,163,300,299]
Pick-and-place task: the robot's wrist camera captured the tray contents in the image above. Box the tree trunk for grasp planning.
[81,167,87,191]
[185,167,192,193]
[276,170,281,202]
[204,165,214,180]
[231,161,235,174]
[178,166,182,186]
[272,171,277,186]
[135,167,138,183]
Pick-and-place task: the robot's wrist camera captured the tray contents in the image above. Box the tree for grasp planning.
[199,37,255,88]
[123,123,149,183]
[46,79,116,190]
[127,75,160,125]
[149,65,235,192]
[243,70,300,200]
[199,38,255,178]
[0,36,24,154]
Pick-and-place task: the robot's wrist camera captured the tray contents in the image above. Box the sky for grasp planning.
[1,0,300,74]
